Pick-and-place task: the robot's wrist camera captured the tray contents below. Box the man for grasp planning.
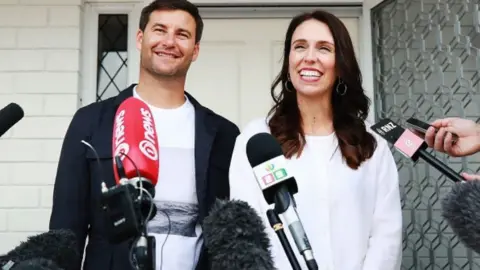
[49,1,240,269]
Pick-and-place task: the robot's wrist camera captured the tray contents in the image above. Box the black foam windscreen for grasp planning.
[203,199,275,270]
[0,229,79,270]
[246,133,283,167]
[442,180,480,254]
[11,258,63,270]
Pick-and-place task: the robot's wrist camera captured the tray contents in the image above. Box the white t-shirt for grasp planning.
[133,88,202,270]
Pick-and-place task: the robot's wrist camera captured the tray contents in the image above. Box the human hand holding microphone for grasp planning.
[408,117,480,180]
[426,119,480,255]
[370,118,480,256]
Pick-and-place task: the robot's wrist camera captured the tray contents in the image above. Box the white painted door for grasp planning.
[129,7,360,129]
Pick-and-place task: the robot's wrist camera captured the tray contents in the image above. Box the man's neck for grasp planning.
[136,70,186,109]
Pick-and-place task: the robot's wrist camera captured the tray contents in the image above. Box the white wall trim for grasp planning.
[198,6,362,18]
[364,0,384,9]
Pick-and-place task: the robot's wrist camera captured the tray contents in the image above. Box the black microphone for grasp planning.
[370,118,465,183]
[441,180,480,254]
[0,229,79,270]
[202,199,275,270]
[8,258,62,270]
[246,132,318,270]
[0,103,24,138]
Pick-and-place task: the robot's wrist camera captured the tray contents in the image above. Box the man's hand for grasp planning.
[424,117,480,157]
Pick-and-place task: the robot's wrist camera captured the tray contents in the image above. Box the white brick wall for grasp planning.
[0,0,84,253]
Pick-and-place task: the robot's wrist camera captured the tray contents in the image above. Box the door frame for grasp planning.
[81,3,374,122]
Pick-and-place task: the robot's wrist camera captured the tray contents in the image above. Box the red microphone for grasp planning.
[112,97,159,186]
[100,97,159,245]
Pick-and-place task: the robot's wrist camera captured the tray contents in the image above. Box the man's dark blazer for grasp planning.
[49,84,240,270]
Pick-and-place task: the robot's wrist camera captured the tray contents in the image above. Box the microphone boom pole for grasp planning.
[266,209,301,270]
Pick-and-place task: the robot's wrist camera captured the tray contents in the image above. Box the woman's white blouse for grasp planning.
[228,118,403,270]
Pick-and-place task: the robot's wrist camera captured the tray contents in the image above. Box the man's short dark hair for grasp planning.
[139,0,204,43]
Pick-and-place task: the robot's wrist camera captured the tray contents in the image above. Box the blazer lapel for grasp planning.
[114,84,135,107]
[91,83,135,157]
[186,93,219,220]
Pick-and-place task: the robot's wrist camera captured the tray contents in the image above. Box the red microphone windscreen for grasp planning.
[112,97,159,186]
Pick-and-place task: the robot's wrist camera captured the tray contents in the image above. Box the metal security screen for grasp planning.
[371,0,480,268]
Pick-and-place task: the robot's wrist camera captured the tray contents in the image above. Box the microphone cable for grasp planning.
[119,152,171,270]
[81,140,171,270]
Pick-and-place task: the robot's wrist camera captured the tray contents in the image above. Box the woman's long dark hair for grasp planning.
[267,10,377,170]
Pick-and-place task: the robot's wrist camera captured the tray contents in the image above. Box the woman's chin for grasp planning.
[296,87,332,99]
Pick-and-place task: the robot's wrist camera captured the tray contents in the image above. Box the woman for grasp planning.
[229,10,402,270]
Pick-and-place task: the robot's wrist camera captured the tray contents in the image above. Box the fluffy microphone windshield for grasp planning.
[441,180,480,254]
[11,258,63,270]
[0,229,79,270]
[203,199,275,270]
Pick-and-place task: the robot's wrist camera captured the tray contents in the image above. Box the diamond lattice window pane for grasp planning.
[97,14,129,101]
[372,0,480,268]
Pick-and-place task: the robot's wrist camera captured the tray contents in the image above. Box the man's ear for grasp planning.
[192,42,200,62]
[136,29,144,51]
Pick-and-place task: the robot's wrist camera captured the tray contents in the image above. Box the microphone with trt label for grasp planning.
[370,118,465,183]
[246,132,318,270]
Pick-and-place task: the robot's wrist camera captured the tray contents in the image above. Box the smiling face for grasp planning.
[136,9,199,78]
[288,19,336,98]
